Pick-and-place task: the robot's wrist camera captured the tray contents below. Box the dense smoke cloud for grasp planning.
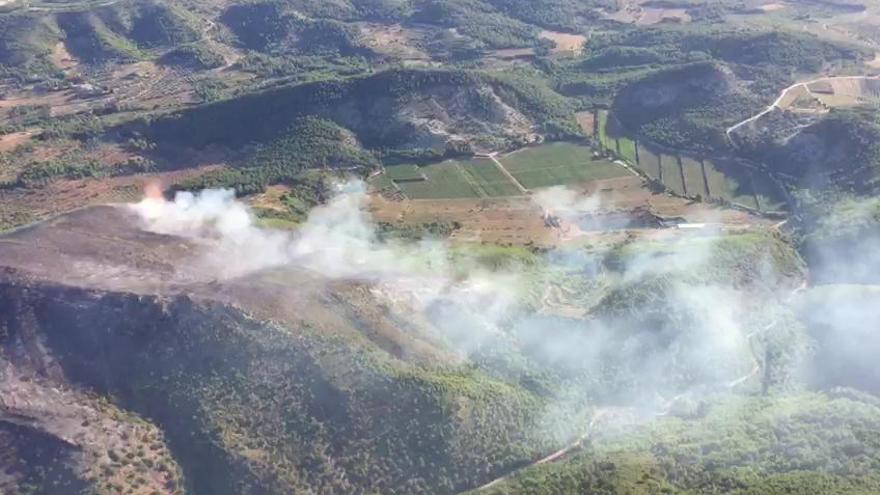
[129,179,797,426]
[130,180,519,328]
[796,196,880,393]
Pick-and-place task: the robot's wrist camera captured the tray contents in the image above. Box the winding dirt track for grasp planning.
[725,75,880,139]
[471,408,626,492]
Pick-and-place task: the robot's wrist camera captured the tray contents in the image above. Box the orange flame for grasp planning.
[143,180,165,201]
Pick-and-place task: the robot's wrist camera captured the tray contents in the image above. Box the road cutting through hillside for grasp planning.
[726,75,880,141]
[471,407,634,492]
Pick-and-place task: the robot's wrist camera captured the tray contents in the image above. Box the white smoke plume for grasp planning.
[533,185,602,220]
[130,179,519,325]
[129,179,797,433]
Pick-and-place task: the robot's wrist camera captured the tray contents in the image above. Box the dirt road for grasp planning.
[471,408,630,492]
[726,75,880,141]
[487,154,530,194]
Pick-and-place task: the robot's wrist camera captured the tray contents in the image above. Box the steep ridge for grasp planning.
[0,205,554,494]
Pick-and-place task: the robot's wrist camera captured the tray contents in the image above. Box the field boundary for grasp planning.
[485,154,529,194]
[595,110,792,217]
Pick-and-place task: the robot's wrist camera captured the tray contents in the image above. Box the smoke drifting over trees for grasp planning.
[129,180,824,423]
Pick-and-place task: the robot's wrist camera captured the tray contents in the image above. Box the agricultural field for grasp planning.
[637,144,788,211]
[382,158,522,199]
[597,110,638,163]
[377,144,633,200]
[597,107,789,212]
[499,143,632,189]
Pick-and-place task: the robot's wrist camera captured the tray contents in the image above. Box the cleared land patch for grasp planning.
[499,143,631,189]
[539,30,587,54]
[809,78,880,107]
[358,23,430,61]
[0,130,36,152]
[368,175,771,247]
[575,111,596,135]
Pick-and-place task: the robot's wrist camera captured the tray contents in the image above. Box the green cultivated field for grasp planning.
[376,144,631,199]
[704,159,760,209]
[618,136,638,163]
[460,159,524,196]
[385,164,424,182]
[682,156,708,197]
[383,159,521,199]
[499,143,631,189]
[598,110,611,150]
[636,144,788,211]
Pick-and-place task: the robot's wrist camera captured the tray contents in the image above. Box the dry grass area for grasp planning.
[777,83,810,108]
[369,176,768,247]
[50,42,78,71]
[809,78,880,107]
[638,7,690,25]
[358,23,430,61]
[248,184,292,212]
[539,30,587,54]
[0,165,227,230]
[0,58,200,125]
[0,130,36,152]
[369,194,554,246]
[575,111,596,136]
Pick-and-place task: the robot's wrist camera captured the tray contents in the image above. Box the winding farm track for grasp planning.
[725,75,880,140]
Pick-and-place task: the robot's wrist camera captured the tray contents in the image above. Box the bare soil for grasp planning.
[0,130,36,152]
[759,3,788,12]
[49,42,78,71]
[359,23,430,61]
[575,111,595,136]
[539,30,587,54]
[368,176,768,248]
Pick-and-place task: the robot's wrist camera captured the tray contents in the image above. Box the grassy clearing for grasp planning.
[500,142,630,189]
